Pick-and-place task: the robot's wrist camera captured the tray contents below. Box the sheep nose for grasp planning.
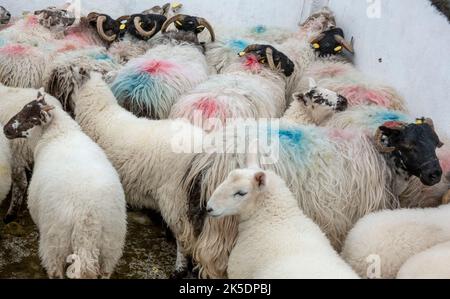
[336,96,348,111]
[206,207,214,214]
[428,169,442,182]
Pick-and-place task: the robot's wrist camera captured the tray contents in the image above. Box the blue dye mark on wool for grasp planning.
[252,25,267,34]
[0,37,6,47]
[92,53,112,61]
[374,110,411,126]
[228,39,249,52]
[278,129,303,145]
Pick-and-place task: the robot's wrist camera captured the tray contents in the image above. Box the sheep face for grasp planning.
[3,92,54,140]
[207,169,266,218]
[293,79,348,123]
[310,28,354,57]
[125,14,167,40]
[87,13,120,42]
[0,6,11,25]
[34,7,75,29]
[162,14,215,41]
[376,119,444,186]
[240,44,295,77]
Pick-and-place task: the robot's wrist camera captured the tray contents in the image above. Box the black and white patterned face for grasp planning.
[3,92,54,140]
[296,78,348,112]
[0,6,11,25]
[34,7,75,29]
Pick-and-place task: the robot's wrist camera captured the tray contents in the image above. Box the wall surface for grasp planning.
[3,0,450,135]
[327,0,450,136]
[4,0,306,30]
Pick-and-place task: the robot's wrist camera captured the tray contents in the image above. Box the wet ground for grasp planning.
[0,198,177,279]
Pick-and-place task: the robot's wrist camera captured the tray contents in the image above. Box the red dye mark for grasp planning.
[438,147,450,173]
[242,54,262,72]
[339,85,391,107]
[25,15,39,27]
[0,44,29,55]
[194,98,220,119]
[327,128,357,141]
[382,121,404,129]
[58,43,78,52]
[313,65,347,78]
[141,60,175,75]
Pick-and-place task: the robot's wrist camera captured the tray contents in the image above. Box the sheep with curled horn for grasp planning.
[110,13,215,119]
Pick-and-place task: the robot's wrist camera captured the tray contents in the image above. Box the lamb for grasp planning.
[341,203,450,279]
[0,83,62,222]
[110,14,215,119]
[169,44,296,131]
[3,91,127,279]
[0,121,11,204]
[45,67,205,277]
[186,116,444,278]
[207,165,359,279]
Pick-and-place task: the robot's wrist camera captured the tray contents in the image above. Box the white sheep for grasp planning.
[3,91,127,279]
[45,67,206,277]
[397,240,450,279]
[207,166,359,279]
[0,121,11,205]
[169,44,295,131]
[341,204,450,279]
[110,14,215,119]
[0,83,61,222]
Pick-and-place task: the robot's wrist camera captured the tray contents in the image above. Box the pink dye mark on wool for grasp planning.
[57,43,78,52]
[438,147,450,173]
[311,65,347,78]
[339,85,391,107]
[327,128,357,141]
[141,60,176,75]
[0,44,30,56]
[242,54,262,72]
[25,15,39,27]
[64,31,91,47]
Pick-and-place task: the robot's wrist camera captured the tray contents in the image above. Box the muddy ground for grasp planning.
[0,198,178,279]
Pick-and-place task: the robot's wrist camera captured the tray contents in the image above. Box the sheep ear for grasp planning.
[308,78,317,89]
[293,92,308,106]
[254,172,266,188]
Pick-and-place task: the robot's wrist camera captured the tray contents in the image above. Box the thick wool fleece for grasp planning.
[24,107,127,279]
[0,122,11,204]
[227,170,359,279]
[342,204,450,279]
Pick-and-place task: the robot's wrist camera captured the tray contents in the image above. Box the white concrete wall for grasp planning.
[327,0,450,136]
[4,0,306,30]
[4,0,449,135]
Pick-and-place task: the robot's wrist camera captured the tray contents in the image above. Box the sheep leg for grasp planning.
[4,167,28,224]
[170,240,190,279]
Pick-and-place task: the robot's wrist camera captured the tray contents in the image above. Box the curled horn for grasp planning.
[161,14,184,33]
[374,128,396,153]
[265,47,278,71]
[310,33,325,44]
[96,15,116,42]
[334,34,354,53]
[443,189,450,205]
[134,16,157,38]
[424,118,444,148]
[195,17,215,42]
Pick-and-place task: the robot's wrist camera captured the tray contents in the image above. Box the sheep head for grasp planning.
[143,2,183,17]
[239,44,295,77]
[161,14,215,41]
[0,6,11,25]
[87,12,119,43]
[375,119,444,186]
[126,14,167,40]
[34,6,75,29]
[4,91,55,140]
[310,27,354,57]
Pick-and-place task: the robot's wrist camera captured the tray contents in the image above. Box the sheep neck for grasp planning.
[386,153,414,197]
[282,100,315,125]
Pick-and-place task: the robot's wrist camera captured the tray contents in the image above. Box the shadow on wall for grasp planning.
[431,0,450,21]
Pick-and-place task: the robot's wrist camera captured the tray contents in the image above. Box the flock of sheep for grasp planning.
[0,3,449,279]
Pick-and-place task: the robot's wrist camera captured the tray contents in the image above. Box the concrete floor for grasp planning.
[0,198,177,279]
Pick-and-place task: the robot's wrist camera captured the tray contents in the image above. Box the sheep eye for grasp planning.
[234,191,247,198]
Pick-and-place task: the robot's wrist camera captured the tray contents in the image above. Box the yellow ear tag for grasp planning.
[176,21,183,26]
[312,43,320,49]
[172,2,182,9]
[416,119,425,125]
[334,45,343,52]
[120,24,126,30]
[239,52,246,57]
